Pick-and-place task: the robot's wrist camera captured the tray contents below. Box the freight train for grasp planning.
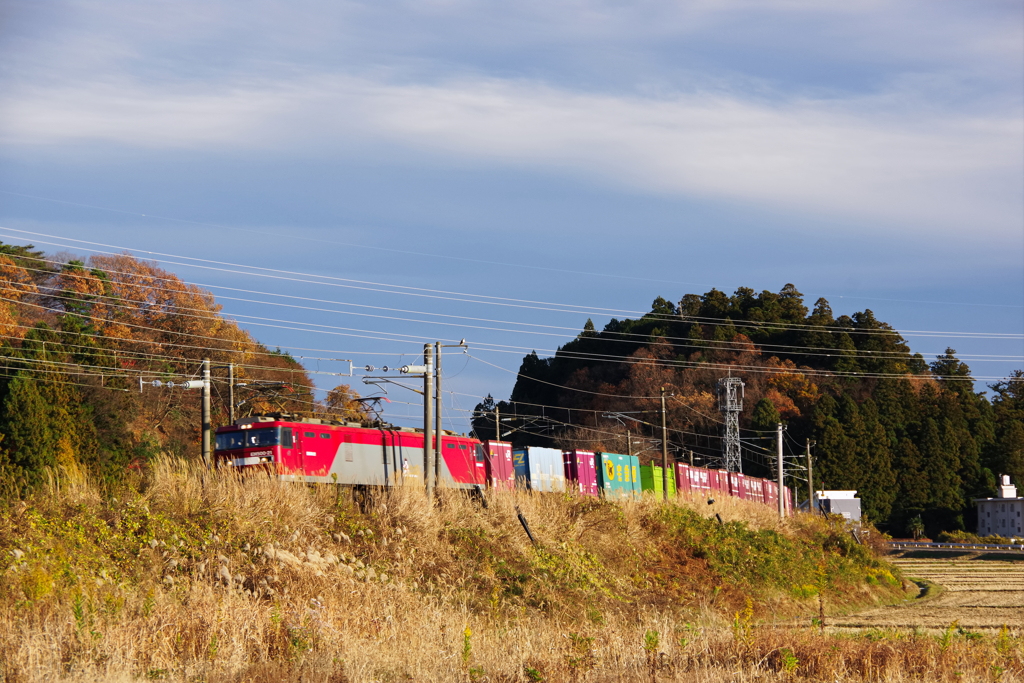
[214,415,793,511]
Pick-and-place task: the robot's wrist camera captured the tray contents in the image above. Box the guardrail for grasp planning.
[888,541,1024,552]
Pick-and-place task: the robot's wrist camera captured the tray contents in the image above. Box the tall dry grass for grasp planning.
[0,460,1019,682]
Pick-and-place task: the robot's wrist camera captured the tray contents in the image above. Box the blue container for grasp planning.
[513,447,566,493]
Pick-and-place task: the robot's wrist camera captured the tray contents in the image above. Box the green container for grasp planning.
[597,453,640,500]
[639,464,676,498]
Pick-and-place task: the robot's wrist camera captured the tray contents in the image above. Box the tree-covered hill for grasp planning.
[473,285,1023,536]
[0,243,366,496]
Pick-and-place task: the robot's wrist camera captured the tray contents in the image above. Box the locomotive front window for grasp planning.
[215,432,246,451]
[244,428,281,448]
[215,428,281,450]
[475,445,485,462]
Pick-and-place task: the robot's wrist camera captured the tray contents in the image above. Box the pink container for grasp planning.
[563,450,599,498]
[483,441,514,490]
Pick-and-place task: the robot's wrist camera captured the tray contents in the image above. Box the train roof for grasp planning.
[215,413,470,438]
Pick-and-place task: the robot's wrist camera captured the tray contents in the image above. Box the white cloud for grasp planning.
[0,0,1020,240]
[2,73,1019,237]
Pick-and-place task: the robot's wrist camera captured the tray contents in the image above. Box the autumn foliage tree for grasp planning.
[0,244,328,492]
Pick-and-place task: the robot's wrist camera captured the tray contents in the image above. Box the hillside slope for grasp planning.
[3,464,1019,681]
[474,286,1024,537]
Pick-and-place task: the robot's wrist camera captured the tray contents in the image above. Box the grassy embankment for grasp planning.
[0,461,1021,682]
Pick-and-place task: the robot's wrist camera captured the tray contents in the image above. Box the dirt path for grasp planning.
[831,551,1024,631]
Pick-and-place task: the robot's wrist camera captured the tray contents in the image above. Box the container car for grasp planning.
[563,450,600,497]
[639,464,676,498]
[597,452,640,500]
[482,441,515,490]
[513,447,566,493]
[216,415,798,515]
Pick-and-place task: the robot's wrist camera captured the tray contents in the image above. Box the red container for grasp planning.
[675,463,692,496]
[694,467,711,495]
[563,450,599,497]
[714,470,730,495]
[747,477,764,503]
[728,472,746,499]
[483,441,514,490]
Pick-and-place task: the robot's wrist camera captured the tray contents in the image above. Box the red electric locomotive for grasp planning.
[214,414,487,490]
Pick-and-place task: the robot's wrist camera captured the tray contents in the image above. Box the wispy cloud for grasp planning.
[3,73,1019,236]
[0,0,1021,238]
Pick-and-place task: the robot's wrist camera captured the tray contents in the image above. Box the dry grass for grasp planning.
[0,460,1020,682]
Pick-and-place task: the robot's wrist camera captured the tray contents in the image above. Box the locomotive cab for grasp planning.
[214,421,296,472]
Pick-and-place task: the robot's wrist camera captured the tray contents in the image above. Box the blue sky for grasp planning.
[0,0,1021,431]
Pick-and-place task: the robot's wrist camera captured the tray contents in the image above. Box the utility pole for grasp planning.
[435,342,442,487]
[807,439,815,515]
[661,386,669,501]
[495,405,500,444]
[423,344,434,497]
[627,429,631,457]
[435,340,467,488]
[689,449,694,467]
[777,423,784,518]
[202,359,211,468]
[228,362,235,424]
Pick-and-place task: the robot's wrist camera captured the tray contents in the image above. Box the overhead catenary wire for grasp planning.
[2,228,1021,340]
[10,280,1013,388]
[0,232,1017,444]
[5,259,1018,364]
[4,193,1023,312]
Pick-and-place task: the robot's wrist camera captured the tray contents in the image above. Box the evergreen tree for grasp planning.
[752,397,781,432]
[930,348,975,398]
[891,438,929,525]
[989,371,1024,487]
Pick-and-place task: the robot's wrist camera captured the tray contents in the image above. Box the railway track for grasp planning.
[831,550,1024,631]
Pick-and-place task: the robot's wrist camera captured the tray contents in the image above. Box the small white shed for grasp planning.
[813,490,861,521]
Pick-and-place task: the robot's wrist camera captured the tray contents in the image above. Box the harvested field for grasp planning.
[832,550,1024,631]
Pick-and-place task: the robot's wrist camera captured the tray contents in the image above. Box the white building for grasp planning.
[974,475,1023,538]
[812,490,861,522]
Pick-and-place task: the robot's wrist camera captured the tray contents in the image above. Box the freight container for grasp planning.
[483,441,514,490]
[563,450,600,497]
[597,452,640,500]
[728,472,746,499]
[691,467,712,497]
[764,480,782,509]
[710,469,729,495]
[675,463,692,497]
[747,476,764,503]
[513,447,566,493]
[639,464,676,498]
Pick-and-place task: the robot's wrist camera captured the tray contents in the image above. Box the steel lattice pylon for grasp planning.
[717,377,744,473]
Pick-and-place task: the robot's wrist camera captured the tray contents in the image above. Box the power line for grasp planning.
[16,280,1013,385]
[2,228,1021,340]
[2,197,1021,312]
[9,259,1018,364]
